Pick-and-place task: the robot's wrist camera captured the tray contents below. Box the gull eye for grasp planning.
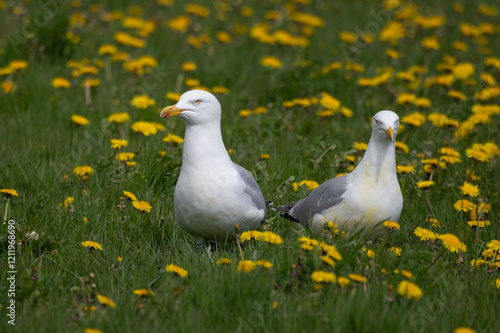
[194,99,202,105]
[374,118,381,124]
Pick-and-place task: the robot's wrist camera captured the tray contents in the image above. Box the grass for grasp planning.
[1,0,499,332]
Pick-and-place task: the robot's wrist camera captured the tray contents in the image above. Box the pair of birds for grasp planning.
[160,90,403,244]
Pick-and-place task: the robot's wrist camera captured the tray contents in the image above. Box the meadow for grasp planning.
[0,0,499,332]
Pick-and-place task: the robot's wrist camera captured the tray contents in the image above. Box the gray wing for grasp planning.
[234,163,266,215]
[289,175,349,227]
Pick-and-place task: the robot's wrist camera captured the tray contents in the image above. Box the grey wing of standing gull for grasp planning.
[289,175,349,227]
[234,163,266,219]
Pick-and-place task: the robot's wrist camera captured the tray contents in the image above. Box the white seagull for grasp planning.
[275,110,403,235]
[160,90,266,244]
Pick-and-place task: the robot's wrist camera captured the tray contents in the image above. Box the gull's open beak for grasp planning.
[384,126,394,142]
[160,104,185,118]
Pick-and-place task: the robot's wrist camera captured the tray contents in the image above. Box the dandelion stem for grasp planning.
[85,82,91,107]
[3,198,9,222]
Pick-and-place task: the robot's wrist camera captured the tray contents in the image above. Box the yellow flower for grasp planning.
[337,276,351,288]
[239,110,252,118]
[96,294,116,308]
[383,220,400,230]
[60,196,74,209]
[397,280,422,300]
[118,152,135,161]
[108,112,130,124]
[254,106,268,114]
[438,233,467,253]
[289,12,325,28]
[413,97,431,108]
[478,4,497,16]
[260,56,283,68]
[168,15,190,32]
[131,121,158,136]
[216,258,232,265]
[1,80,15,93]
[131,94,156,109]
[348,274,367,283]
[98,44,118,55]
[395,141,409,153]
[237,260,256,272]
[467,220,490,228]
[71,114,89,126]
[311,270,337,283]
[123,191,137,201]
[401,269,413,279]
[459,182,480,197]
[8,60,28,71]
[185,78,200,87]
[454,199,475,212]
[114,31,146,48]
[185,3,210,17]
[116,256,123,262]
[0,189,19,198]
[386,49,400,59]
[216,31,232,43]
[421,36,440,50]
[428,218,441,228]
[465,148,490,162]
[414,227,438,241]
[73,166,94,177]
[416,180,435,189]
[397,165,416,173]
[165,264,188,277]
[496,279,500,290]
[110,139,128,150]
[397,93,417,105]
[401,112,426,127]
[454,328,476,333]
[292,180,319,191]
[133,289,155,297]
[452,62,475,80]
[379,21,406,44]
[212,86,229,94]
[132,200,152,213]
[353,142,368,151]
[260,154,270,160]
[51,77,71,88]
[448,90,467,101]
[255,260,273,269]
[163,133,184,144]
[81,241,103,250]
[320,92,341,110]
[339,31,357,44]
[390,247,402,256]
[84,329,103,333]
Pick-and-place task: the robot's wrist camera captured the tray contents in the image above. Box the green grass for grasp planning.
[1,0,499,332]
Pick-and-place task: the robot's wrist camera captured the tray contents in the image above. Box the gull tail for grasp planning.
[272,205,300,223]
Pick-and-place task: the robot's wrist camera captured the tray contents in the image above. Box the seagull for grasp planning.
[275,110,403,235]
[160,90,266,244]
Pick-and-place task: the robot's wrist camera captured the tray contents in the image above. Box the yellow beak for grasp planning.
[160,104,185,118]
[384,126,394,142]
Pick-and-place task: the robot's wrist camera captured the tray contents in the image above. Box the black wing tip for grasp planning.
[272,205,300,223]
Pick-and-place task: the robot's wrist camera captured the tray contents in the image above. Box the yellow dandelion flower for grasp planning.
[337,276,351,288]
[51,77,71,88]
[73,166,94,177]
[118,153,135,162]
[131,121,157,136]
[365,248,375,258]
[260,154,270,160]
[261,56,283,68]
[216,258,232,265]
[163,133,184,144]
[71,114,89,126]
[401,112,426,127]
[133,289,155,297]
[353,141,368,151]
[496,279,500,290]
[397,93,417,105]
[428,218,441,228]
[84,329,103,333]
[454,328,476,333]
[0,189,19,198]
[390,247,402,256]
[255,260,273,269]
[486,239,500,251]
[165,264,188,277]
[439,233,467,253]
[237,260,256,273]
[8,60,28,71]
[414,227,437,241]
[110,139,128,150]
[166,92,181,102]
[116,256,123,262]
[254,106,268,115]
[132,200,152,213]
[320,92,341,110]
[348,274,367,283]
[460,182,480,197]
[311,270,337,284]
[239,110,252,118]
[123,191,137,201]
[96,294,116,308]
[212,86,229,94]
[185,3,210,17]
[98,44,118,55]
[167,15,191,32]
[384,220,400,230]
[260,231,284,245]
[181,62,196,72]
[467,220,490,228]
[81,241,103,250]
[448,90,467,100]
[401,269,413,279]
[454,199,475,212]
[416,180,435,189]
[292,180,320,191]
[397,165,416,173]
[108,112,130,124]
[398,280,422,300]
[60,196,74,209]
[131,95,156,109]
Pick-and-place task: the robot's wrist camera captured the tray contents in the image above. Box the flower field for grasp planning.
[1,0,499,332]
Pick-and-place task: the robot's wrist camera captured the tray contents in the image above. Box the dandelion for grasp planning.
[414,227,438,241]
[237,260,256,272]
[110,139,128,150]
[73,166,94,178]
[71,114,90,126]
[383,220,400,230]
[454,199,475,212]
[401,270,413,279]
[320,255,336,267]
[459,182,480,197]
[337,276,351,288]
[96,294,116,308]
[261,56,283,68]
[401,112,426,127]
[51,77,71,88]
[416,180,435,189]
[131,121,158,136]
[397,281,422,300]
[108,112,130,124]
[486,239,500,251]
[465,148,490,162]
[353,142,368,151]
[260,154,270,160]
[467,220,490,228]
[320,92,341,110]
[132,200,152,213]
[397,165,416,173]
[216,258,232,265]
[348,274,367,283]
[439,233,467,253]
[98,44,118,55]
[390,247,402,256]
[84,329,103,333]
[165,264,188,277]
[131,94,156,109]
[428,218,441,228]
[81,241,103,250]
[0,189,19,198]
[60,196,74,209]
[239,110,252,118]
[134,289,155,297]
[454,328,476,333]
[163,133,184,144]
[255,260,273,269]
[292,180,319,191]
[395,141,409,153]
[311,270,337,283]
[116,256,123,262]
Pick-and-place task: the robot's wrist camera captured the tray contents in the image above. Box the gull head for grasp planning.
[372,110,399,143]
[160,90,221,125]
